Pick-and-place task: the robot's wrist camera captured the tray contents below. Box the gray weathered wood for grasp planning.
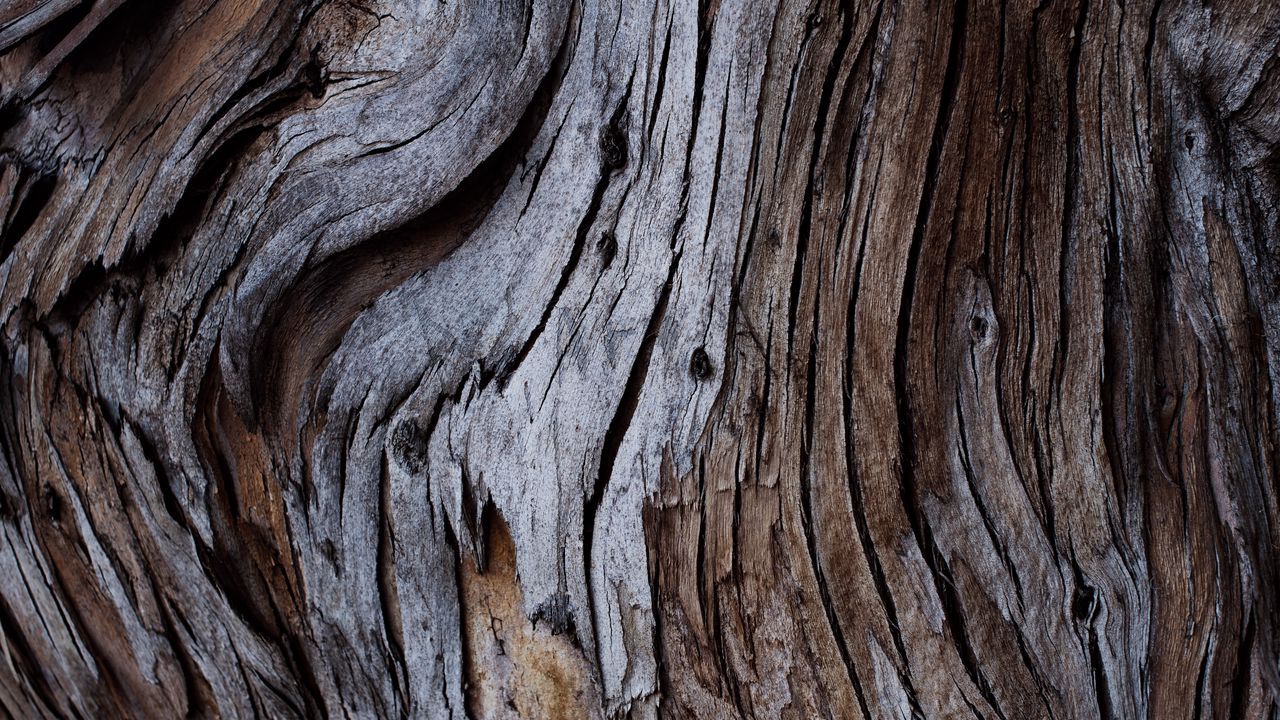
[1,0,1278,717]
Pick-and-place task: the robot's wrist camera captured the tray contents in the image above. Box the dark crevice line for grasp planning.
[797,270,869,717]
[753,309,774,490]
[151,580,208,717]
[954,391,1025,611]
[840,135,917,711]
[246,661,308,719]
[518,113,569,219]
[1228,611,1257,719]
[786,3,852,352]
[893,0,966,549]
[234,650,267,718]
[1086,617,1114,720]
[375,453,408,713]
[646,8,676,140]
[722,199,763,427]
[960,689,984,719]
[441,517,469,720]
[677,0,717,240]
[741,4,783,209]
[892,0,970,707]
[1191,631,1212,720]
[1009,622,1059,718]
[829,3,884,265]
[118,410,193,537]
[706,454,740,714]
[0,168,56,267]
[921,513,1008,720]
[646,499,678,716]
[701,70,733,253]
[188,6,318,155]
[584,247,681,673]
[1068,551,1113,720]
[0,593,62,715]
[771,16,817,185]
[1099,146,1132,519]
[724,320,762,719]
[1053,0,1088,403]
[842,382,924,714]
[895,0,963,482]
[694,453,710,644]
[535,172,637,412]
[1141,0,1163,131]
[1015,15,1059,550]
[492,90,631,391]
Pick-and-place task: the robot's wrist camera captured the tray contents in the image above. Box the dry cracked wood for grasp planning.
[1,0,1278,717]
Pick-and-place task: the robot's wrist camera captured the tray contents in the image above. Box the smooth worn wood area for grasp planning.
[1,0,1278,717]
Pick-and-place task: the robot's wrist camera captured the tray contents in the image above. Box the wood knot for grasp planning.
[689,347,714,381]
[600,120,628,171]
[532,592,575,636]
[42,485,62,523]
[768,227,782,248]
[1072,585,1097,621]
[303,44,327,99]
[321,538,341,572]
[969,315,989,340]
[391,419,430,473]
[596,231,617,268]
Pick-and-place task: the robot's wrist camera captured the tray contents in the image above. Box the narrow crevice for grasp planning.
[491,92,631,391]
[1052,0,1088,404]
[895,0,967,547]
[115,407,223,608]
[786,4,853,350]
[1228,611,1256,719]
[892,0,969,709]
[1085,618,1114,720]
[154,592,214,718]
[1069,555,1113,720]
[0,167,56,266]
[376,453,409,712]
[443,515,470,720]
[843,406,925,714]
[797,274,871,718]
[919,514,1008,720]
[0,593,62,714]
[1190,633,1211,720]
[585,247,682,669]
[189,12,318,153]
[954,391,1025,610]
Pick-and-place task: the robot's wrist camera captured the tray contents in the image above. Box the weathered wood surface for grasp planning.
[1,0,1278,717]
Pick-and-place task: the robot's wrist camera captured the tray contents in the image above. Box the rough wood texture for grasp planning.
[1,0,1278,717]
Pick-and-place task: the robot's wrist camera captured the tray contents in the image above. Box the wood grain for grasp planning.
[1,0,1277,717]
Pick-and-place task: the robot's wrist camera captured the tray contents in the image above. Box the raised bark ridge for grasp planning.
[1,0,1278,718]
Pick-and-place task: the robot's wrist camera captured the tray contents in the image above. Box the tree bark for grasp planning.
[1,0,1278,717]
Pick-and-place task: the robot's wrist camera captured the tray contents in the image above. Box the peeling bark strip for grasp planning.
[0,0,1278,716]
